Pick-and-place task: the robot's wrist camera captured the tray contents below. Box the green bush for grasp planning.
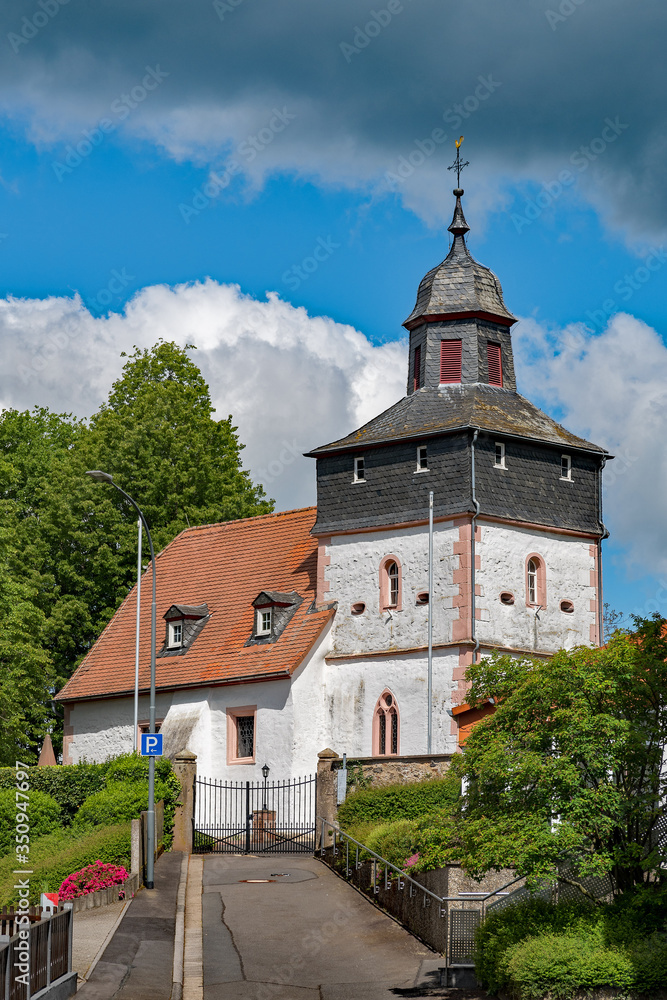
[0,788,61,855]
[0,753,181,836]
[337,773,460,829]
[0,824,131,905]
[0,762,107,824]
[74,780,172,828]
[475,895,667,998]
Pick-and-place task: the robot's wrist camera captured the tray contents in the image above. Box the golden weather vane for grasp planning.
[447,136,469,187]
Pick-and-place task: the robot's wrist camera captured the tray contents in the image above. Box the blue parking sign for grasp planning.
[141,733,163,757]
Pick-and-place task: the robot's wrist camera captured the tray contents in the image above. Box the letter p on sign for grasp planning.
[141,733,163,757]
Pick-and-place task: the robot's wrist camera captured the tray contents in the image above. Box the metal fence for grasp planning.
[0,907,73,1000]
[194,774,316,854]
[318,818,521,981]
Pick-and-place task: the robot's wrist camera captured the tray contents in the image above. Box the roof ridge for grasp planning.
[174,505,317,535]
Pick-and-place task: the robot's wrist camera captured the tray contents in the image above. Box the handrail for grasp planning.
[318,817,526,979]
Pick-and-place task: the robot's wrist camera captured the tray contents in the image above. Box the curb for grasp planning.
[183,855,203,1000]
[170,852,189,1000]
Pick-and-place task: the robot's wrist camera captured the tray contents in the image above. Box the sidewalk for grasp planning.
[76,851,184,1000]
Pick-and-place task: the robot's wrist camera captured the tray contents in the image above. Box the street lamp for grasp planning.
[261,763,270,810]
[86,470,158,889]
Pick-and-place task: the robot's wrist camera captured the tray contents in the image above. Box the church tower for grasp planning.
[307,179,609,755]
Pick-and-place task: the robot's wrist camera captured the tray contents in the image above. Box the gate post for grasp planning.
[172,749,197,853]
[316,748,339,849]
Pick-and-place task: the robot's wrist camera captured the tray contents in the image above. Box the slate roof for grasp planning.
[306,384,608,456]
[403,228,516,329]
[56,507,333,703]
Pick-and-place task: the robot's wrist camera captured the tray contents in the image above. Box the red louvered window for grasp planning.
[439,340,462,384]
[487,342,503,386]
[412,345,421,391]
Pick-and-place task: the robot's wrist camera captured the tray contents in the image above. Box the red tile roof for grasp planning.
[56,507,333,703]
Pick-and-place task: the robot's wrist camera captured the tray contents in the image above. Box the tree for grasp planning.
[0,342,273,763]
[452,617,667,898]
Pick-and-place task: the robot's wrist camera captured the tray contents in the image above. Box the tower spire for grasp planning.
[447,137,470,237]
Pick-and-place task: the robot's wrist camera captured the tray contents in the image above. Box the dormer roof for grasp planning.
[163,603,209,620]
[252,591,300,608]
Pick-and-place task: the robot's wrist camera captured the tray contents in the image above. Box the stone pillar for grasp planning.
[316,748,339,849]
[172,749,197,854]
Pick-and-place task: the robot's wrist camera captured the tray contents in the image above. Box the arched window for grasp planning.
[379,556,402,611]
[373,691,399,756]
[525,554,546,608]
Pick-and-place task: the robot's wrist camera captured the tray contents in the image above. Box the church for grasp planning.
[56,184,610,779]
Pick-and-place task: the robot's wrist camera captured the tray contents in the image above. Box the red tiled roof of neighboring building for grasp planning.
[56,507,333,703]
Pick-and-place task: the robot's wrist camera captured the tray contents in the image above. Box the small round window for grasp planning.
[351,602,366,616]
[560,600,574,614]
[500,592,515,606]
[416,592,429,606]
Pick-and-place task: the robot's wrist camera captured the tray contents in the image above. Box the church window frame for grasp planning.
[494,442,506,469]
[560,454,572,481]
[416,444,428,472]
[227,705,257,764]
[380,555,402,611]
[372,690,400,756]
[525,554,546,608]
[353,455,366,483]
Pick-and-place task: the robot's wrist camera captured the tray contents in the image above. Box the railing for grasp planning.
[0,906,73,1000]
[318,818,523,982]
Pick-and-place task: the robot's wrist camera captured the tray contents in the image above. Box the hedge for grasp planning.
[0,762,107,824]
[74,780,172,828]
[0,788,61,856]
[0,824,131,905]
[0,753,181,833]
[475,895,667,998]
[337,774,460,829]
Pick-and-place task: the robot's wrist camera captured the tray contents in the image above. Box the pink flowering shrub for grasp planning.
[403,852,420,869]
[59,860,129,900]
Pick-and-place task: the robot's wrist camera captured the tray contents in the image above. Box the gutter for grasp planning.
[471,428,480,664]
[598,456,610,645]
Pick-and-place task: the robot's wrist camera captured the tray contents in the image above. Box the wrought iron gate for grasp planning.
[193,774,316,854]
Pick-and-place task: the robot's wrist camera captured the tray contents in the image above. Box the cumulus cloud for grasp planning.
[514,312,667,575]
[3,279,667,573]
[1,0,665,239]
[1,280,406,511]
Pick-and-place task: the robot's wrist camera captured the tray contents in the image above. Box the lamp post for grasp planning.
[86,470,157,890]
[261,763,270,811]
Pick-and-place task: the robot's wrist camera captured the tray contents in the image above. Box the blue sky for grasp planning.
[1,0,666,624]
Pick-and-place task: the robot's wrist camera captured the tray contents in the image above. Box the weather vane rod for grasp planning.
[447,136,469,188]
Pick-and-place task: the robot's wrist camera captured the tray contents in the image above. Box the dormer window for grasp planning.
[159,603,209,657]
[256,608,273,636]
[353,456,365,483]
[248,590,303,645]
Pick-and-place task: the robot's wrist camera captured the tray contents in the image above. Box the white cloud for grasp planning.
[0,280,406,511]
[513,312,667,575]
[3,281,667,575]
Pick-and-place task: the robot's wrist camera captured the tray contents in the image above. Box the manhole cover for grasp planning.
[270,873,290,877]
[238,879,274,883]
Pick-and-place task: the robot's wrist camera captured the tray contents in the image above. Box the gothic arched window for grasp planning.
[373,691,399,756]
[379,556,402,611]
[526,554,546,608]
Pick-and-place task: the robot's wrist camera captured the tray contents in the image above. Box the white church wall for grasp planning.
[476,521,596,652]
[323,647,460,757]
[324,522,459,656]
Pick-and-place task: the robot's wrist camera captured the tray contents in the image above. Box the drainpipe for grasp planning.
[471,430,480,664]
[427,491,434,754]
[598,457,609,645]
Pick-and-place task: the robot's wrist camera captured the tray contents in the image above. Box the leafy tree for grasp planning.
[452,617,667,898]
[0,342,272,763]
